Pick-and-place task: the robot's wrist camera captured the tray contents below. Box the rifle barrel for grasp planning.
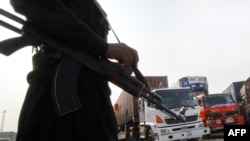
[0,20,22,34]
[0,8,25,24]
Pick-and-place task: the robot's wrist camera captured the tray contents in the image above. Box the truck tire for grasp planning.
[146,128,154,141]
[246,119,250,125]
[129,127,139,141]
[201,134,210,140]
[246,113,250,125]
[129,131,137,141]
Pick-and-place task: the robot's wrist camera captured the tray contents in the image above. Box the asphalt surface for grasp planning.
[200,131,224,141]
[178,131,224,141]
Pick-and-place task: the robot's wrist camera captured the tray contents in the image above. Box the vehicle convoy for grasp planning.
[176,76,245,132]
[223,78,250,124]
[197,93,245,132]
[113,76,210,141]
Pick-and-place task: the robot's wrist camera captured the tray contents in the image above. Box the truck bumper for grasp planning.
[206,116,246,132]
[158,127,210,141]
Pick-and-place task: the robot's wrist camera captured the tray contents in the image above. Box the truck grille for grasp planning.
[165,115,198,124]
[208,111,237,119]
[172,125,196,131]
[207,111,240,125]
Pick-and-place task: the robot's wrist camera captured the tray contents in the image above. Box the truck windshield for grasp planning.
[204,94,235,108]
[155,89,199,109]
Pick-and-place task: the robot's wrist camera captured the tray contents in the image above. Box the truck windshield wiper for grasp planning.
[170,105,183,109]
[182,105,195,109]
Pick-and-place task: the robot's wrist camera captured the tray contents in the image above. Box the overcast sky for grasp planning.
[1,0,250,132]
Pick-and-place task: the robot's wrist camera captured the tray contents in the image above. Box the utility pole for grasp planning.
[0,110,6,132]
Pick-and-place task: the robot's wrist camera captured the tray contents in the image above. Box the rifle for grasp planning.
[0,8,185,122]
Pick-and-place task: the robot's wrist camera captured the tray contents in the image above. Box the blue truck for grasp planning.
[176,76,209,96]
[222,81,244,104]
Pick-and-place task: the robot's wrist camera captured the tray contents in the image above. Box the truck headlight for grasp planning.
[160,129,171,134]
[198,122,204,127]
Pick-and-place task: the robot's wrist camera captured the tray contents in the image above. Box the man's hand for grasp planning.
[105,43,139,74]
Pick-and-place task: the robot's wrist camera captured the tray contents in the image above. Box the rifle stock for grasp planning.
[0,8,185,122]
[0,35,40,55]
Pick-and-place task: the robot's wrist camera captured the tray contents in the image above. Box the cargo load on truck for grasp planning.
[223,79,250,125]
[144,76,168,89]
[175,76,209,96]
[239,77,250,124]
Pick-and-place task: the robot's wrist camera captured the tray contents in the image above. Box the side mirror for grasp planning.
[242,96,247,105]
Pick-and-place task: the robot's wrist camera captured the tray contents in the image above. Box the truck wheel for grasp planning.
[246,114,250,125]
[129,128,138,141]
[201,134,210,140]
[246,119,250,125]
[146,128,154,141]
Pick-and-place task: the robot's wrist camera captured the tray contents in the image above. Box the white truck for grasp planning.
[114,82,210,141]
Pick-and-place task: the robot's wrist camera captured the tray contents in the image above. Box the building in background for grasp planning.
[0,132,16,141]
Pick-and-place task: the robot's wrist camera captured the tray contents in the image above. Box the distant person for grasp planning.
[10,0,139,141]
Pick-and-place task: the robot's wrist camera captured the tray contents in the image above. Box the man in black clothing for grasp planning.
[10,0,139,141]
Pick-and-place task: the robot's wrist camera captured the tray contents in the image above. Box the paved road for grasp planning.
[200,131,224,141]
[181,131,224,141]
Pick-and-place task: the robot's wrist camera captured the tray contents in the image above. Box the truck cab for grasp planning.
[114,87,210,141]
[150,87,210,141]
[154,87,200,120]
[197,93,245,132]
